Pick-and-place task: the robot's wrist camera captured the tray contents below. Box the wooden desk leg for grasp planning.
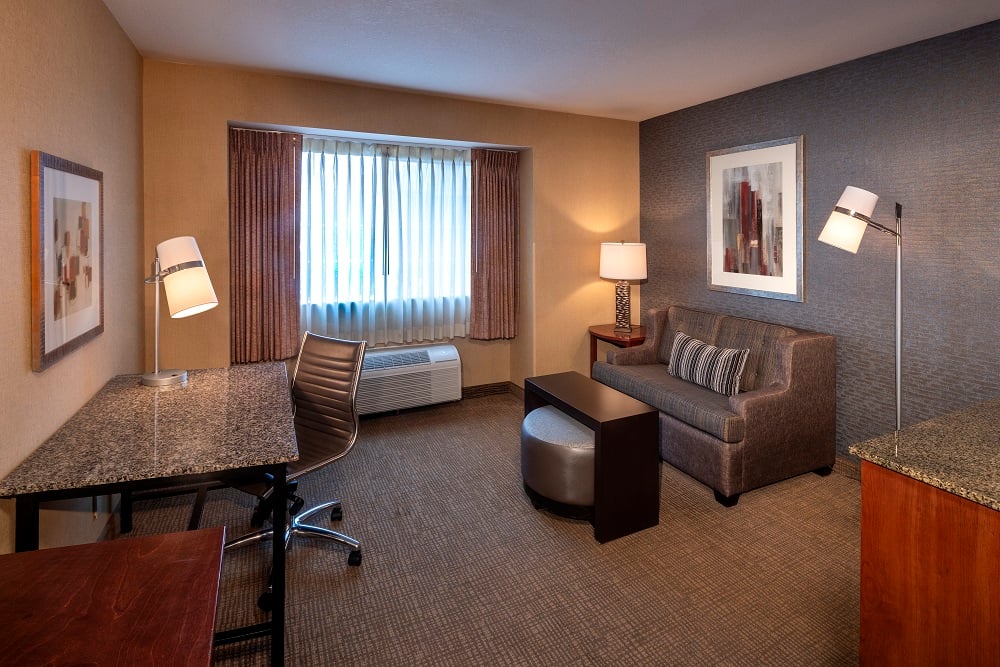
[120,490,134,534]
[524,386,548,416]
[593,412,660,543]
[14,495,40,552]
[589,334,598,377]
[269,465,287,667]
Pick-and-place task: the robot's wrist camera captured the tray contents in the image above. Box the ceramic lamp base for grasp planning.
[613,280,632,333]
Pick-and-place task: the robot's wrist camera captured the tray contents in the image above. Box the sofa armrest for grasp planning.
[728,332,837,482]
[606,308,669,366]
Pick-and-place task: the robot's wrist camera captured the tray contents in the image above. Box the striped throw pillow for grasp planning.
[668,331,749,396]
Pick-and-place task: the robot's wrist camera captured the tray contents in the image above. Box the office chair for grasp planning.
[226,331,366,608]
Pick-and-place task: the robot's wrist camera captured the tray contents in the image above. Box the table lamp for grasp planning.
[818,186,903,432]
[142,236,218,387]
[600,242,647,333]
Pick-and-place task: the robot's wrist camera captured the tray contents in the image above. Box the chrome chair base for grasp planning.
[226,498,362,610]
[226,499,361,558]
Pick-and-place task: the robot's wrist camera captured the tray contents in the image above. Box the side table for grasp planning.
[588,324,647,376]
[524,372,660,542]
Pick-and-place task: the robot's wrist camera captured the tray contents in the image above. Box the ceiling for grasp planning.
[102,0,998,121]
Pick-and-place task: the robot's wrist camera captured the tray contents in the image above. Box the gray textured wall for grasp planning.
[639,21,1000,456]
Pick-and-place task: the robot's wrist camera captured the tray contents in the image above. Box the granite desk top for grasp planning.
[849,398,1000,512]
[0,363,298,497]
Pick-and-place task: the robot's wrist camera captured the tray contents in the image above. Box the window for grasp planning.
[300,138,471,345]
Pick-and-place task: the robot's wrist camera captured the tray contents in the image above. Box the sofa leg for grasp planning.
[812,465,833,477]
[714,490,739,507]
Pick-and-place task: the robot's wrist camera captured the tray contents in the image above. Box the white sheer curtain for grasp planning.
[300,137,471,345]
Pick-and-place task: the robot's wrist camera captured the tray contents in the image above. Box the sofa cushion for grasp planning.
[668,332,749,396]
[592,362,745,443]
[658,306,722,363]
[715,316,797,392]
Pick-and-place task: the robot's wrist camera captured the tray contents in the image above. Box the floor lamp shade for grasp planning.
[600,242,647,333]
[142,236,218,386]
[818,186,879,253]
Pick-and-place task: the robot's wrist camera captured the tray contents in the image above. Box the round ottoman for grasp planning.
[520,405,595,515]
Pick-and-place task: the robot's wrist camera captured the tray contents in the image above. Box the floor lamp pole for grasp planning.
[894,203,902,434]
[152,257,162,377]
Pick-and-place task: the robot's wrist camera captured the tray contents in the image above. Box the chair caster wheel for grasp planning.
[348,550,362,566]
[330,506,343,522]
[257,590,274,611]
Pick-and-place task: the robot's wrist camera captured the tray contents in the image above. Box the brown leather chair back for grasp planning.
[288,332,366,478]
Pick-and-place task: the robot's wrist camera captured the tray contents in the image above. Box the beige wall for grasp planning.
[143,63,639,389]
[0,1,143,551]
[0,15,636,550]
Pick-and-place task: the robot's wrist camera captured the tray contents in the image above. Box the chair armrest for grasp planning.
[606,308,669,365]
[728,332,837,472]
[606,344,658,365]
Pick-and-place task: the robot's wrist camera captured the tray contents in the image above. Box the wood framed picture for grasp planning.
[706,135,804,302]
[30,151,104,371]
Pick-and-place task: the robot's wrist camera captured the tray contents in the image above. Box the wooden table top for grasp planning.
[587,323,647,344]
[0,527,225,666]
[525,371,657,428]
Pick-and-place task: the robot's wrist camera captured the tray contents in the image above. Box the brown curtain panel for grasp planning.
[470,149,519,340]
[229,128,302,363]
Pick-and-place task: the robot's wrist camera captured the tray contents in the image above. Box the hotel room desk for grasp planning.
[851,399,1000,666]
[0,363,298,666]
[0,527,225,666]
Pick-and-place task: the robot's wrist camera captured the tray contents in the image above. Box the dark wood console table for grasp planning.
[525,371,659,542]
[0,527,225,665]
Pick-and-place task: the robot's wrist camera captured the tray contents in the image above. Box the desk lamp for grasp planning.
[818,186,903,432]
[142,236,218,387]
[600,242,647,333]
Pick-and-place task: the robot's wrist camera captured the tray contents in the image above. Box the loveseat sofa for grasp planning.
[592,305,836,506]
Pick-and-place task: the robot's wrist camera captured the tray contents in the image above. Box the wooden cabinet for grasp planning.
[860,461,1000,666]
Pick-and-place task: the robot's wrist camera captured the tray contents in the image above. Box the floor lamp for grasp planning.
[818,186,903,433]
[600,242,647,334]
[142,236,218,387]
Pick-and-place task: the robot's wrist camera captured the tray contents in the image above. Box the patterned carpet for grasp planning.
[128,393,860,666]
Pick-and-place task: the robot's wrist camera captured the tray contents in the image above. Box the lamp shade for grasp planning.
[156,236,218,318]
[599,242,647,280]
[818,186,879,254]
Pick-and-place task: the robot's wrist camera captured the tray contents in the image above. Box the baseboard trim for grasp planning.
[462,382,519,400]
[833,454,861,481]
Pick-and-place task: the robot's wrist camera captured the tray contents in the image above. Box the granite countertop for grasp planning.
[0,363,298,497]
[849,398,1000,511]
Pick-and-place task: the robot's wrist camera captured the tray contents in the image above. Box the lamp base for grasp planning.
[141,369,188,387]
[613,280,632,333]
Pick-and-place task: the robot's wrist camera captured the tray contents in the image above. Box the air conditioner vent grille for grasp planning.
[362,350,431,371]
[357,344,461,415]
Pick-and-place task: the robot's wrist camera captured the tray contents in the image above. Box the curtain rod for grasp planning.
[229,126,300,136]
[232,125,520,153]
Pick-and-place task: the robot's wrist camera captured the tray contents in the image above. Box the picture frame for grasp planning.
[31,151,104,371]
[706,135,804,302]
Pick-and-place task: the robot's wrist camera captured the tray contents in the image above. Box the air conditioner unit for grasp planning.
[357,344,462,415]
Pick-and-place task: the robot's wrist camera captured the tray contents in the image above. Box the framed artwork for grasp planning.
[706,135,804,301]
[31,151,104,371]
